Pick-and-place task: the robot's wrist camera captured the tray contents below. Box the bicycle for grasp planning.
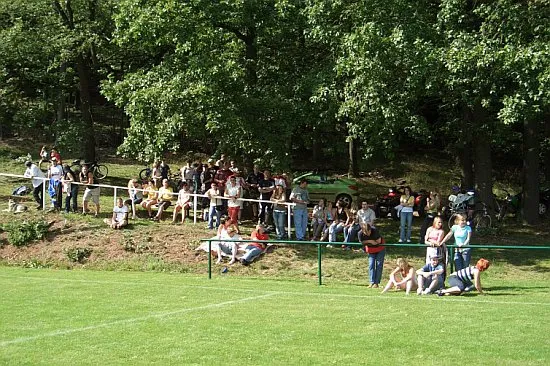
[139,166,152,181]
[471,202,492,232]
[71,159,108,180]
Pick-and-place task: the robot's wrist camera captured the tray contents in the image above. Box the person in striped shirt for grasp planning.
[437,258,490,296]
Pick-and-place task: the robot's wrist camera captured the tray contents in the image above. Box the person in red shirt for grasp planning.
[50,147,62,165]
[240,224,269,265]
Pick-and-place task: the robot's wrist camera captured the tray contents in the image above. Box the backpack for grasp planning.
[12,185,31,196]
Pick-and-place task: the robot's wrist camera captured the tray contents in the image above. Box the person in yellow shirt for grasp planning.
[141,179,158,218]
[153,178,173,221]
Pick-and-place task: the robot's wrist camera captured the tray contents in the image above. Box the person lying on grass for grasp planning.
[416,255,444,295]
[103,197,128,229]
[240,224,269,266]
[381,257,417,295]
[216,224,240,265]
[437,258,490,296]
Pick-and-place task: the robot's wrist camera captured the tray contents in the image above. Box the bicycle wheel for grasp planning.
[448,213,459,229]
[94,164,108,180]
[473,214,491,232]
[139,168,151,181]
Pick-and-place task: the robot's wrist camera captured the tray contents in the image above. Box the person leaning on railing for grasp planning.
[359,223,385,288]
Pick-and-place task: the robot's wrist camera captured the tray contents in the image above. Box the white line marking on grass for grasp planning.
[2,274,549,307]
[0,292,278,347]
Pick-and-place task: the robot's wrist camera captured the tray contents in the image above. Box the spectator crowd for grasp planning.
[21,148,489,295]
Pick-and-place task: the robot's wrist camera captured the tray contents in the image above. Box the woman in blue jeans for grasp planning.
[440,213,472,271]
[359,223,386,288]
[270,184,288,240]
[399,186,414,243]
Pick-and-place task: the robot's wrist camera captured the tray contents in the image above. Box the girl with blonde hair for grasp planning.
[381,258,417,295]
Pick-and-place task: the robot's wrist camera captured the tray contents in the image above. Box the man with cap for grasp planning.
[416,254,445,295]
[24,161,46,209]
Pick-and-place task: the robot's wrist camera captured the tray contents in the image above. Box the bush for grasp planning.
[2,220,49,247]
[64,247,93,263]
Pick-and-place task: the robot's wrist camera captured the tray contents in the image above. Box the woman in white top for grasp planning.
[399,186,415,243]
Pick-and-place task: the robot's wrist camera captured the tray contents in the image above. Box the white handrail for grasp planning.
[0,172,297,234]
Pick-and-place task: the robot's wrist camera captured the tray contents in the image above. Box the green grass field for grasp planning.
[1,267,549,365]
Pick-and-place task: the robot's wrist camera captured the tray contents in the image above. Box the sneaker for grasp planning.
[406,239,411,243]
[423,289,431,295]
[398,239,403,243]
[464,285,475,292]
[435,290,444,297]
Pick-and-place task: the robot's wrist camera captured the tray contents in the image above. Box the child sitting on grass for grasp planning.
[381,258,417,295]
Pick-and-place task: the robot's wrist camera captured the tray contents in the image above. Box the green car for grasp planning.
[292,172,362,207]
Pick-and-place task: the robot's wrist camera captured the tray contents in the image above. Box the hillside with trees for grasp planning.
[1,0,548,224]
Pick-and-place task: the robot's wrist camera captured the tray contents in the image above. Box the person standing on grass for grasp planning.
[80,163,100,217]
[48,157,63,210]
[359,223,385,288]
[419,191,440,244]
[62,164,79,213]
[290,179,310,241]
[271,183,288,240]
[206,182,223,230]
[440,213,472,271]
[127,179,143,220]
[381,258,417,295]
[416,255,444,295]
[437,258,490,296]
[225,175,241,225]
[399,186,414,243]
[24,160,45,209]
[424,216,445,264]
[38,145,49,170]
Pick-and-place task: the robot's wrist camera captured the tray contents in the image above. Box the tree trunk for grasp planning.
[347,136,358,177]
[76,56,96,162]
[471,105,494,214]
[459,143,474,189]
[459,105,475,189]
[521,118,540,225]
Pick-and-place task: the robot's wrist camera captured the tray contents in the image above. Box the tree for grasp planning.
[104,0,326,169]
[436,0,549,224]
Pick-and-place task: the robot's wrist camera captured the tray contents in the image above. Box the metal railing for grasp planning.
[0,172,296,232]
[199,238,550,285]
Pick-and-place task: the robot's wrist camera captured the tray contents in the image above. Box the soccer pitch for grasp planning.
[0,267,548,365]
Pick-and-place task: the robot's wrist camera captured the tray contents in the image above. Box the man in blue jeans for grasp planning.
[290,179,309,240]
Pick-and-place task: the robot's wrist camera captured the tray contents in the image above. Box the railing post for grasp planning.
[317,243,322,286]
[42,178,46,210]
[287,204,292,239]
[193,194,197,224]
[208,240,212,279]
[450,246,455,273]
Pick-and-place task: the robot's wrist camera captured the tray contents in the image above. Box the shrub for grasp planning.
[64,247,93,263]
[2,220,49,247]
